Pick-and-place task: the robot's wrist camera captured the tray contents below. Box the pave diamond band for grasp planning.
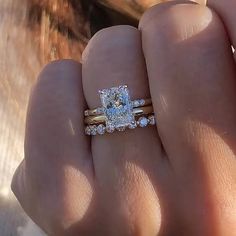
[84,85,155,136]
[85,115,156,136]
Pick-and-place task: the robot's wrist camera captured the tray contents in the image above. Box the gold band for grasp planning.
[84,98,152,117]
[85,105,154,125]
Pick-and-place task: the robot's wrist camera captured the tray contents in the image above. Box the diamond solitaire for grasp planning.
[99,85,135,130]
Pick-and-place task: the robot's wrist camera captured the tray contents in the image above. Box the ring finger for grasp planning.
[82,26,164,235]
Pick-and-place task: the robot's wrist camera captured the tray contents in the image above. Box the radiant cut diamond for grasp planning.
[99,85,135,129]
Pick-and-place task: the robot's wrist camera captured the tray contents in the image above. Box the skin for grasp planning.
[11,0,236,235]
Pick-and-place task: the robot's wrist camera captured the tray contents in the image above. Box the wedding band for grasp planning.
[84,85,156,135]
[85,105,154,125]
[85,115,156,135]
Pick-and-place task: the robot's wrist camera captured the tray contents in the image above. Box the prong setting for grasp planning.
[100,86,135,130]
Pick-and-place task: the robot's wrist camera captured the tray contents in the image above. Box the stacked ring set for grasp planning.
[84,85,156,136]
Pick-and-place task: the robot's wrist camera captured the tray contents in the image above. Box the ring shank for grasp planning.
[84,98,152,117]
[85,105,154,125]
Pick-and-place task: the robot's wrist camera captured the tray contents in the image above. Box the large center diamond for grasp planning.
[99,85,135,129]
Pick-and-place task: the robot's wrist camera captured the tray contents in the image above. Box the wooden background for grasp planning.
[0,0,165,235]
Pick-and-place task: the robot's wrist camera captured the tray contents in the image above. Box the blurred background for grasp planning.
[0,0,164,235]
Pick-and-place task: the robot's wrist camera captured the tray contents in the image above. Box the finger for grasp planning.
[82,26,163,234]
[11,160,27,207]
[12,60,95,235]
[207,0,236,50]
[140,2,236,234]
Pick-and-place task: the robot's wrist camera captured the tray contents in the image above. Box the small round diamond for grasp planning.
[106,125,115,133]
[85,126,91,135]
[139,99,145,106]
[148,115,156,125]
[84,110,89,116]
[90,125,97,136]
[116,126,126,132]
[97,124,106,135]
[138,117,148,128]
[133,100,140,107]
[128,121,137,129]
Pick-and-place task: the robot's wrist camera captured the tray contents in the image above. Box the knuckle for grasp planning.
[140,2,224,44]
[11,161,25,201]
[11,161,34,219]
[11,169,20,197]
[37,59,81,84]
[82,25,139,61]
[94,25,138,37]
[90,25,138,43]
[138,1,191,29]
[40,59,80,76]
[140,2,208,30]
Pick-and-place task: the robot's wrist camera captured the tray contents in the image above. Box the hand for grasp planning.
[11,1,236,235]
